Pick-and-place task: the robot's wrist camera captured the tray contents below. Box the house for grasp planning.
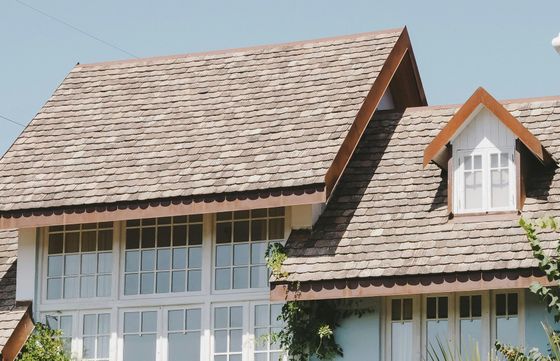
[0,26,557,360]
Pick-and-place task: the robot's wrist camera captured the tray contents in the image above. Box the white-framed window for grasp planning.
[122,310,158,361]
[45,223,113,300]
[45,313,74,354]
[252,303,285,361]
[212,305,244,361]
[166,307,202,361]
[214,208,285,291]
[123,215,203,296]
[82,312,111,361]
[384,291,523,361]
[454,149,516,213]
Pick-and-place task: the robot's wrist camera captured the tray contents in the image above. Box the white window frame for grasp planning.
[35,208,290,361]
[421,294,456,360]
[161,304,205,361]
[383,291,524,361]
[454,148,516,214]
[249,301,287,361]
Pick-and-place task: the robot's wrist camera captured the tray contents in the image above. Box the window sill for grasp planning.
[449,210,520,223]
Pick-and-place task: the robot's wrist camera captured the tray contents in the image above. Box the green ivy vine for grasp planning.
[265,242,375,360]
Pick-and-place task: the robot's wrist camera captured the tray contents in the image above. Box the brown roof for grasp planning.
[0,28,404,213]
[0,230,28,353]
[281,96,560,283]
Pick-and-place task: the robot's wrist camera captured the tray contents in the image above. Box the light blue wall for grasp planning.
[524,289,557,353]
[332,298,381,361]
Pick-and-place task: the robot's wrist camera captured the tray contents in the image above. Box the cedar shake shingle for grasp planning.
[0,29,402,212]
[281,98,560,282]
[0,230,27,352]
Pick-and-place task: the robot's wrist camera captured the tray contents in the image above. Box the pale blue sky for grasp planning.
[1,0,559,155]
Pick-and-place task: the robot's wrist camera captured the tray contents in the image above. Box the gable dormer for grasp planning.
[423,87,554,216]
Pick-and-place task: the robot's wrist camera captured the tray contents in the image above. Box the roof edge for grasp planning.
[0,184,326,229]
[270,268,548,301]
[407,94,560,112]
[76,27,405,69]
[1,303,34,361]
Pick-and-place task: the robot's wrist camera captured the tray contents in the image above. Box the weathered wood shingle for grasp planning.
[0,29,402,212]
[282,98,560,282]
[0,230,27,352]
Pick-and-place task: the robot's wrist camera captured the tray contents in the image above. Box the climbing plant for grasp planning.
[17,322,71,361]
[265,242,374,360]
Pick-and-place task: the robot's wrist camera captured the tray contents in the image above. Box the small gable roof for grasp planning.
[423,87,552,169]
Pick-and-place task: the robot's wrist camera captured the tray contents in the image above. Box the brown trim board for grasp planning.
[0,185,325,229]
[1,303,34,361]
[270,269,550,301]
[324,27,427,199]
[423,87,552,169]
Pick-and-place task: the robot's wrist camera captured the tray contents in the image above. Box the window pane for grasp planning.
[216,245,231,267]
[99,314,110,333]
[157,249,171,270]
[252,220,267,241]
[392,321,413,361]
[214,330,227,353]
[188,224,203,245]
[140,273,155,294]
[496,294,506,316]
[169,332,201,361]
[142,311,157,333]
[123,335,156,361]
[464,156,472,170]
[403,299,413,320]
[158,226,171,247]
[125,251,139,272]
[126,228,140,249]
[250,266,268,289]
[230,329,242,352]
[47,278,62,299]
[141,250,155,271]
[508,293,518,316]
[496,317,519,346]
[464,171,483,209]
[83,336,95,358]
[188,247,202,269]
[48,233,64,254]
[255,305,268,327]
[472,295,482,317]
[233,244,249,266]
[83,314,96,335]
[233,221,249,242]
[501,153,509,167]
[427,297,436,319]
[268,218,284,240]
[233,267,248,289]
[82,231,97,252]
[173,248,187,269]
[172,271,186,292]
[64,277,79,298]
[124,312,139,333]
[98,229,113,250]
[82,254,97,274]
[81,276,96,298]
[391,299,401,321]
[473,155,482,169]
[230,307,243,327]
[460,296,470,318]
[173,225,187,247]
[216,223,232,244]
[438,297,448,318]
[427,320,448,359]
[156,271,170,293]
[460,319,482,358]
[215,269,230,290]
[65,255,80,275]
[187,270,202,292]
[124,274,139,295]
[141,228,156,248]
[214,307,228,328]
[491,168,510,208]
[186,309,201,330]
[98,253,112,273]
[491,153,499,168]
[251,242,267,264]
[48,256,63,277]
[168,310,184,331]
[98,336,110,358]
[65,232,80,253]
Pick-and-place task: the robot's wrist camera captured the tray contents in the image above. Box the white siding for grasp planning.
[452,106,516,151]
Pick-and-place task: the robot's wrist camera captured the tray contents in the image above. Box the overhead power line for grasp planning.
[0,114,26,128]
[14,0,140,59]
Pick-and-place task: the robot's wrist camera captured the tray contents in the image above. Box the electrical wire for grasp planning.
[0,114,26,128]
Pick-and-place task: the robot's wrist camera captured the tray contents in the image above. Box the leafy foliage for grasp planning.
[264,243,375,360]
[17,322,71,361]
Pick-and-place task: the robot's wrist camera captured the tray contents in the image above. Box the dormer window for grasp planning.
[455,149,515,213]
[423,87,555,217]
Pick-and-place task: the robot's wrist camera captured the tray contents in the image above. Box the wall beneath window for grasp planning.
[329,298,381,361]
[524,289,556,352]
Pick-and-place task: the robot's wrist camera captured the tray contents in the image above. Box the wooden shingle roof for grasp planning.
[0,28,412,223]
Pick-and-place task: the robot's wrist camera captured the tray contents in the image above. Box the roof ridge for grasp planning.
[407,94,560,112]
[75,27,405,69]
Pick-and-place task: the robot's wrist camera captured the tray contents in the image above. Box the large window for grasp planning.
[215,208,285,290]
[46,223,113,300]
[455,150,516,214]
[124,216,203,295]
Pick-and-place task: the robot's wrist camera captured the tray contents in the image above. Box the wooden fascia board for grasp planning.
[270,269,550,301]
[1,304,34,361]
[423,87,550,168]
[325,27,425,199]
[0,189,326,229]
